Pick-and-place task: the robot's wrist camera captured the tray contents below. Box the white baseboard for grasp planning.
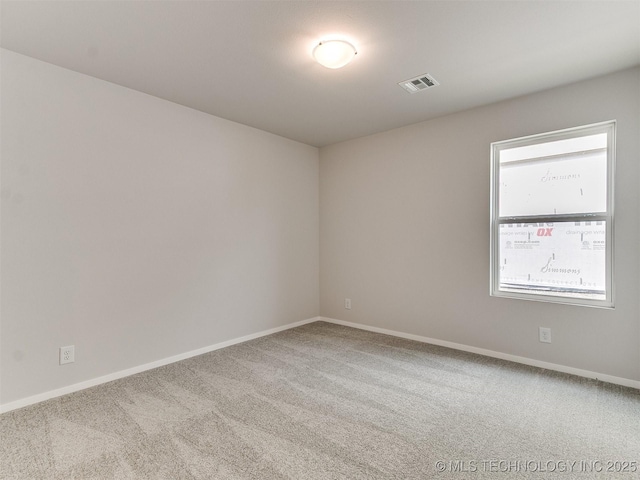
[3,314,636,414]
[320,317,640,390]
[0,316,321,414]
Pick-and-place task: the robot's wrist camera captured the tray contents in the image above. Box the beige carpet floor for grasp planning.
[1,321,639,479]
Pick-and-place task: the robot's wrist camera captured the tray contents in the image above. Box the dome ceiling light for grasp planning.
[312,39,357,69]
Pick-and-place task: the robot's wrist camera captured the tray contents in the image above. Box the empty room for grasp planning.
[1,1,639,478]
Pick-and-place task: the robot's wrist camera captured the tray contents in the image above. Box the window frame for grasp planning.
[490,120,616,308]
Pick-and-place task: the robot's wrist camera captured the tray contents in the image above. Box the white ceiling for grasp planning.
[2,1,639,147]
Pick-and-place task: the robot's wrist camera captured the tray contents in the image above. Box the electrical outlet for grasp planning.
[345,298,352,310]
[539,327,551,344]
[60,345,75,365]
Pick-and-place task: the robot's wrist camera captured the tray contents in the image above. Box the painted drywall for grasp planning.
[320,67,640,382]
[1,50,319,405]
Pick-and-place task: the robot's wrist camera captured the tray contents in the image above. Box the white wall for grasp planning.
[1,50,319,405]
[320,67,640,383]
[2,50,638,410]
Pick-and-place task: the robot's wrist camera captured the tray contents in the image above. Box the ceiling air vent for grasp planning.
[398,74,439,94]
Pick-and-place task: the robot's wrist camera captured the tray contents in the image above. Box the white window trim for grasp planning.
[490,120,616,308]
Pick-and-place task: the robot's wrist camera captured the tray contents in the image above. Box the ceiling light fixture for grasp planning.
[313,40,357,69]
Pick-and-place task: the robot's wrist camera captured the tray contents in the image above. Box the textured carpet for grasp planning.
[1,321,639,479]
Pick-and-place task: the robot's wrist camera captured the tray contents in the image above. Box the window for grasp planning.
[490,121,615,308]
